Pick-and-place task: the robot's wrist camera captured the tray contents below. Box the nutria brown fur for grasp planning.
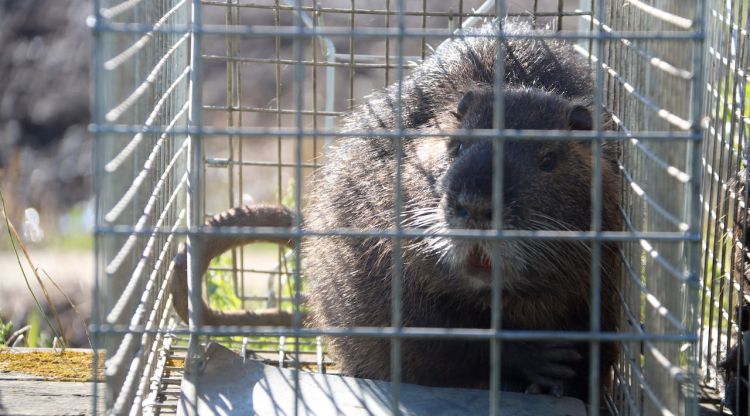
[172,21,621,400]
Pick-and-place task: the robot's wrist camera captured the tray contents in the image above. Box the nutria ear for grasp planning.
[454,89,477,121]
[568,104,592,130]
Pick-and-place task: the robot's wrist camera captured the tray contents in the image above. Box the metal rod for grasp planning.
[91,22,705,40]
[92,324,698,342]
[185,1,204,415]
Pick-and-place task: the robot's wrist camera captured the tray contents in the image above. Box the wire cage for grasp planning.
[700,1,750,415]
[90,0,713,415]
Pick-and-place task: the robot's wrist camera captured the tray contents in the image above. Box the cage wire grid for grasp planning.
[700,0,750,413]
[90,0,710,415]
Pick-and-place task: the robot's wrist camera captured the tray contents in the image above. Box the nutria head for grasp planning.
[406,86,619,293]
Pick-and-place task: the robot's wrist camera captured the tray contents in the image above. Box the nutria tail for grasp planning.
[171,204,302,326]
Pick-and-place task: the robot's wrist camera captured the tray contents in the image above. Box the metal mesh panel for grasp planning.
[92,1,708,415]
[600,2,704,415]
[699,1,750,415]
[92,0,191,413]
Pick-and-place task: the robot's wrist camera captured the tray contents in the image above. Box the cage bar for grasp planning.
[91,1,713,415]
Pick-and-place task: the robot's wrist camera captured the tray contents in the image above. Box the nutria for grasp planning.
[172,21,621,400]
[721,169,750,415]
[720,305,749,416]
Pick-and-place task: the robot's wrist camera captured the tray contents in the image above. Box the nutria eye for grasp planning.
[449,141,465,157]
[539,152,557,171]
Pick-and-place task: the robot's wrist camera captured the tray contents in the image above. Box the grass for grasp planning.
[46,232,93,251]
[0,198,94,252]
[207,255,243,311]
[205,246,319,353]
[0,189,92,350]
[0,317,13,346]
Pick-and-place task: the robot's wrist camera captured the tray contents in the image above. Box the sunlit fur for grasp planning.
[303,21,621,400]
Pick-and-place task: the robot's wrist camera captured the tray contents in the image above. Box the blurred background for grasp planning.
[0,0,570,349]
[0,0,93,348]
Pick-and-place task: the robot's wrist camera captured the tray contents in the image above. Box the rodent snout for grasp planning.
[443,142,522,228]
[451,195,493,227]
[446,193,521,229]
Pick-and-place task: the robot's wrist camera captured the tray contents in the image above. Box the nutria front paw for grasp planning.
[503,342,581,392]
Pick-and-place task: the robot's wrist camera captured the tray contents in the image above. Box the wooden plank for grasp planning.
[0,373,102,416]
[178,342,587,416]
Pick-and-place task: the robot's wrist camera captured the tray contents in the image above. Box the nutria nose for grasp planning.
[445,142,525,227]
[454,199,493,224]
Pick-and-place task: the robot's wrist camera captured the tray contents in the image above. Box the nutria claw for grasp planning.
[503,342,581,390]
